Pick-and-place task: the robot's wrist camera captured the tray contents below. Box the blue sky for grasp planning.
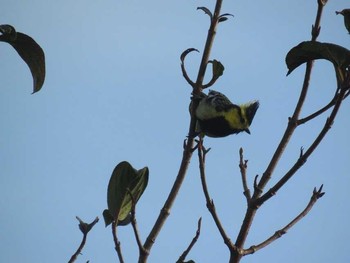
[1,1,349,262]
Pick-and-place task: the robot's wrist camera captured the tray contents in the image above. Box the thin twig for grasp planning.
[239,148,251,204]
[112,221,125,263]
[68,216,99,263]
[68,233,87,263]
[127,190,147,256]
[244,185,325,256]
[176,217,202,263]
[198,138,236,253]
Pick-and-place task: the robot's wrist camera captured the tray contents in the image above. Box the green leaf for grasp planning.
[209,59,225,79]
[285,41,350,81]
[0,24,46,93]
[336,9,350,34]
[106,161,149,224]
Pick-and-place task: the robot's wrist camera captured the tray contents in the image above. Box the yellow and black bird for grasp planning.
[193,90,259,138]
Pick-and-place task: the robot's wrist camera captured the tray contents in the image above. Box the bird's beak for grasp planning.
[244,128,251,134]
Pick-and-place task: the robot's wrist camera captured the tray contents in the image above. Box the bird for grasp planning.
[192,90,259,138]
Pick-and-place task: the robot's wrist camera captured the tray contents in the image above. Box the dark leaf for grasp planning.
[117,213,132,226]
[180,48,199,64]
[0,24,45,93]
[218,13,234,23]
[336,9,350,34]
[103,209,114,227]
[208,59,225,79]
[197,7,212,19]
[76,216,99,234]
[218,17,228,23]
[106,161,149,224]
[285,41,350,81]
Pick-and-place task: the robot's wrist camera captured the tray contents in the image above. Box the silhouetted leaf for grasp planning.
[209,59,225,79]
[218,13,234,23]
[106,161,149,225]
[103,209,114,227]
[197,7,212,19]
[336,9,350,34]
[0,24,45,93]
[181,48,199,64]
[286,41,350,81]
[76,216,99,234]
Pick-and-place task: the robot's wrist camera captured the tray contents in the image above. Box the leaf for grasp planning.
[218,13,234,23]
[197,7,212,19]
[76,216,99,234]
[285,41,350,81]
[103,209,114,227]
[336,9,350,34]
[180,48,199,64]
[0,24,46,93]
[209,59,225,79]
[106,161,149,225]
[218,17,228,23]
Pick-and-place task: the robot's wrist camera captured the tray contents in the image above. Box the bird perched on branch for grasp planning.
[192,90,259,138]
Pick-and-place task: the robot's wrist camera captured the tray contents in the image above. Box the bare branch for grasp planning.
[68,217,99,263]
[244,185,325,256]
[68,233,87,263]
[112,221,125,263]
[176,217,202,263]
[239,148,251,204]
[232,3,327,262]
[258,82,347,206]
[126,190,147,256]
[198,138,236,253]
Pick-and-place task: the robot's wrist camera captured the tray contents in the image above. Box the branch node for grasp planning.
[161,207,170,217]
[253,175,263,195]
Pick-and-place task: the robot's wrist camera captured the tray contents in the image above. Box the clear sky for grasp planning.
[1,1,349,262]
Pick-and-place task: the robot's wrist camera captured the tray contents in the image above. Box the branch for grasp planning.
[239,148,251,204]
[140,2,225,262]
[298,85,350,125]
[254,0,326,200]
[112,221,125,263]
[68,233,87,263]
[176,217,202,263]
[232,3,327,262]
[68,216,99,263]
[127,190,147,256]
[258,80,348,206]
[198,138,236,253]
[244,185,325,256]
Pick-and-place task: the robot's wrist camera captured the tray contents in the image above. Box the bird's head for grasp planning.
[241,101,259,134]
